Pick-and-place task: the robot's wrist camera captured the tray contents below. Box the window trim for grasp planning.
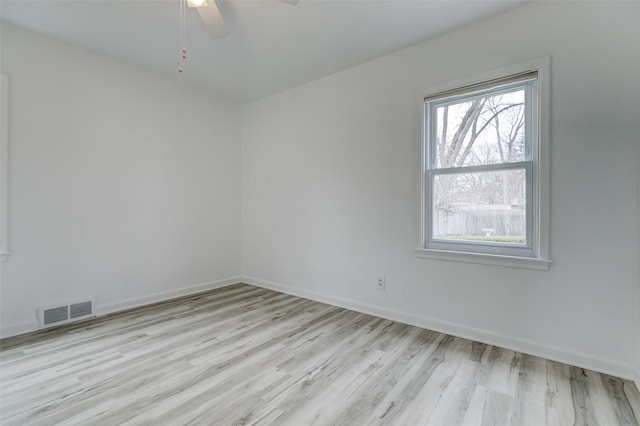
[1,75,10,262]
[426,78,535,257]
[416,58,551,270]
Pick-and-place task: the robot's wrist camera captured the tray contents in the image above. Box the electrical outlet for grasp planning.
[377,276,386,291]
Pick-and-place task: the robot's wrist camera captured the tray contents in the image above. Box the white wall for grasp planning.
[1,2,638,384]
[0,24,242,337]
[242,1,640,380]
[637,7,640,385]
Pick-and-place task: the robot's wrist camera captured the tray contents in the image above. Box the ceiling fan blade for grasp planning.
[279,0,299,5]
[196,1,229,39]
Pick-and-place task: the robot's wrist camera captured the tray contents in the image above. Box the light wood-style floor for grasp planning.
[1,284,639,426]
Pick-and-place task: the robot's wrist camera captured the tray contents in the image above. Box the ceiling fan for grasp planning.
[186,0,299,39]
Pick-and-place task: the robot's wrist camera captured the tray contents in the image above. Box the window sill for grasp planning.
[0,251,11,262]
[415,248,551,271]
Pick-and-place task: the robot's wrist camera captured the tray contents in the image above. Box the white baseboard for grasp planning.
[3,274,635,385]
[97,276,242,316]
[242,276,637,383]
[0,276,241,339]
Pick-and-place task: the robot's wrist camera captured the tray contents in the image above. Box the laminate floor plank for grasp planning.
[1,283,638,425]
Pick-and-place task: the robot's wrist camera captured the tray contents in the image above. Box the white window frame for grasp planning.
[415,58,551,270]
[1,75,10,262]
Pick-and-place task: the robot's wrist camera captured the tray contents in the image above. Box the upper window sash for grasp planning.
[425,78,536,171]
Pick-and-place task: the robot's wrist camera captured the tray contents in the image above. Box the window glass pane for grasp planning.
[433,88,526,168]
[433,169,526,244]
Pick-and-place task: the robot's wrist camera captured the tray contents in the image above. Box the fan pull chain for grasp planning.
[179,0,187,81]
[179,48,187,82]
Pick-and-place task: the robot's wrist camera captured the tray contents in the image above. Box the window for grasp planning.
[417,59,550,270]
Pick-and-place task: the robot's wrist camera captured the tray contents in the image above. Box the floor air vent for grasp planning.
[38,298,95,329]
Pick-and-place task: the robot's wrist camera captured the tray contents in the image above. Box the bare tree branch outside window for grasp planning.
[432,89,527,243]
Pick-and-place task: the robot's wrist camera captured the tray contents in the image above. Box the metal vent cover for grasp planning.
[43,306,69,325]
[70,301,92,319]
[38,297,95,329]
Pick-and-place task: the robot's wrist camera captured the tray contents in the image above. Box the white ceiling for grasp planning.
[0,0,528,103]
